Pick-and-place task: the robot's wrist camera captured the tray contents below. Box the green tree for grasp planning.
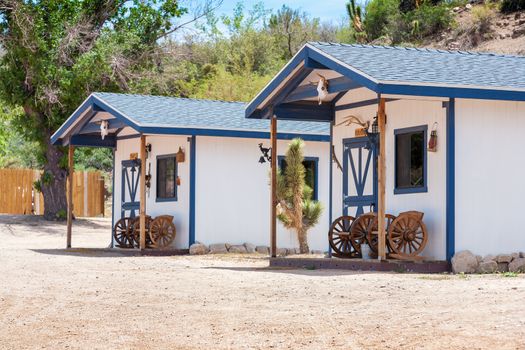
[268,5,321,59]
[276,138,323,254]
[0,0,187,220]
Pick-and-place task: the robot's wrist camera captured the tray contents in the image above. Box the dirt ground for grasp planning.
[0,215,524,350]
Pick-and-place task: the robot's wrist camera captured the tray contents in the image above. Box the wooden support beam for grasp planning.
[270,116,277,258]
[377,98,387,260]
[139,135,147,250]
[66,145,75,249]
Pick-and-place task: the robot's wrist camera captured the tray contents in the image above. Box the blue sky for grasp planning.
[217,0,350,23]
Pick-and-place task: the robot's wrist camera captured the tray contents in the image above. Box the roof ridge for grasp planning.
[307,41,525,59]
[93,91,247,105]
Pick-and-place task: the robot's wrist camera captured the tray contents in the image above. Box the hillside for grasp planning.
[426,2,525,55]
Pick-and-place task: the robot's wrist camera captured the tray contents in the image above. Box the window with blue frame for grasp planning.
[394,125,427,194]
[278,156,319,200]
[156,154,177,201]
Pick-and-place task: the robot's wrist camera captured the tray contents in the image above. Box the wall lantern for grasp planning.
[258,143,272,163]
[428,122,438,152]
[176,147,185,163]
[146,143,152,158]
[370,115,379,134]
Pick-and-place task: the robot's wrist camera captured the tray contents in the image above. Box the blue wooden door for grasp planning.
[121,159,141,218]
[343,137,377,217]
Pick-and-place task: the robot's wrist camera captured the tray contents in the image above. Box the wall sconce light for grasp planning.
[258,143,272,163]
[428,122,438,152]
[145,143,152,159]
[176,147,185,163]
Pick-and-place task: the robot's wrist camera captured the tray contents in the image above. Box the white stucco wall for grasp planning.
[195,136,330,251]
[113,134,330,251]
[455,99,525,255]
[333,89,447,260]
[113,135,191,249]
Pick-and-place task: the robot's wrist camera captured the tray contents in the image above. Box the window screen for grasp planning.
[157,155,177,200]
[395,128,426,193]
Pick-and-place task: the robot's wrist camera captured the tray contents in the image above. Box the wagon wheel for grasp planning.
[366,214,396,254]
[350,213,376,257]
[113,217,133,248]
[387,213,428,258]
[328,216,359,258]
[149,217,177,248]
[131,216,154,248]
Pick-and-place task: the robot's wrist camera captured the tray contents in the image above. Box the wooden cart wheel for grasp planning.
[149,215,176,248]
[350,213,376,256]
[113,217,133,248]
[131,216,153,248]
[366,213,396,254]
[387,212,428,258]
[328,216,359,258]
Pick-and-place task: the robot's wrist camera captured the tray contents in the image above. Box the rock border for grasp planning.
[189,242,324,256]
[452,250,525,274]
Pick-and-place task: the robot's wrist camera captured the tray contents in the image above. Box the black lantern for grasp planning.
[258,143,272,163]
[371,115,379,134]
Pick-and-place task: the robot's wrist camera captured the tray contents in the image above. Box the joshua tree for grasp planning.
[276,138,323,254]
[346,0,367,42]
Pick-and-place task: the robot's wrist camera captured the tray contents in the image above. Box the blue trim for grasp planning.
[189,136,196,246]
[111,148,116,248]
[393,125,428,195]
[121,159,141,218]
[50,95,95,144]
[272,102,333,122]
[306,46,377,92]
[69,134,116,148]
[155,154,178,202]
[277,155,319,200]
[342,137,377,216]
[445,99,455,262]
[378,83,525,102]
[138,126,330,142]
[245,49,308,118]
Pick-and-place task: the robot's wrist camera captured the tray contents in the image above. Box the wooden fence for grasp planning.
[0,168,105,217]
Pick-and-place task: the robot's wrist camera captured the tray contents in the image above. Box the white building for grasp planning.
[246,42,525,261]
[51,93,331,251]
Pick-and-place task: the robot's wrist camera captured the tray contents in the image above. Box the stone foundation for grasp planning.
[189,242,324,256]
[452,250,525,274]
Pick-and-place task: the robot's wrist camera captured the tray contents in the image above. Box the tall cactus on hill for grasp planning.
[347,0,364,33]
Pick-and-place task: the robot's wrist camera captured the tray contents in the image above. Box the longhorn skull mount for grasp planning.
[310,73,329,105]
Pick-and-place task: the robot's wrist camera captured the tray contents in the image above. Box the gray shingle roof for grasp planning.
[309,42,525,90]
[93,92,328,135]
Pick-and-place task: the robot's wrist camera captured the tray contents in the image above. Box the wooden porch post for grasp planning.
[139,135,147,250]
[270,116,277,258]
[377,97,387,260]
[66,145,74,249]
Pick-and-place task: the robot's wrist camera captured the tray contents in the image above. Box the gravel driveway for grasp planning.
[0,215,524,349]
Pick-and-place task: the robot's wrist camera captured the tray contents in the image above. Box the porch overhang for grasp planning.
[245,43,525,121]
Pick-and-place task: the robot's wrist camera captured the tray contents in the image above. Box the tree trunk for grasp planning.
[298,228,309,254]
[41,132,68,220]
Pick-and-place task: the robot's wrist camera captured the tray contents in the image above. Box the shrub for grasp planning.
[364,0,400,40]
[500,0,525,13]
[404,2,454,40]
[472,3,495,34]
